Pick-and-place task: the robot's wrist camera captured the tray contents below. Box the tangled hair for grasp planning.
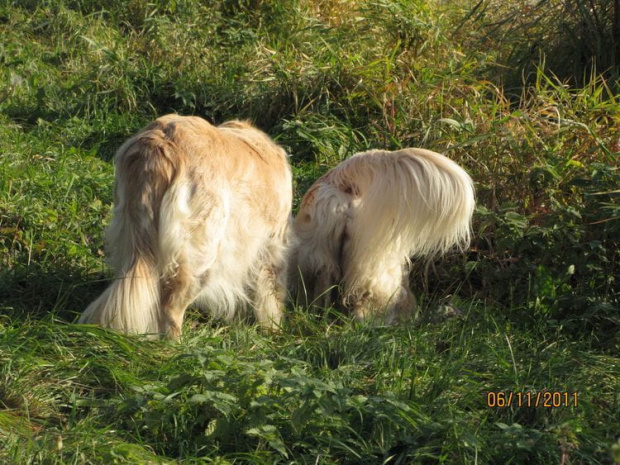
[290,148,475,323]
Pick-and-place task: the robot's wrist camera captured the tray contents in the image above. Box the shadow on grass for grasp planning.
[0,264,109,323]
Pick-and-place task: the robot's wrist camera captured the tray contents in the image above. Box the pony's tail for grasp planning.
[80,125,183,334]
[344,148,475,283]
[79,257,160,333]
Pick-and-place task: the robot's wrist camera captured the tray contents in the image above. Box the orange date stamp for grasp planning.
[486,391,579,408]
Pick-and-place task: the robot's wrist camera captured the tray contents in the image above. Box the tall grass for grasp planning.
[451,0,620,88]
[0,0,618,463]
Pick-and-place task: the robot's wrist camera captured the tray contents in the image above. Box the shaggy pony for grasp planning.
[290,148,475,324]
[80,115,293,338]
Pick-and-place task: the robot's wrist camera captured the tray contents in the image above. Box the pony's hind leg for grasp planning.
[252,265,286,331]
[159,263,202,339]
[251,243,289,331]
[346,260,412,325]
[312,267,339,310]
[390,266,417,324]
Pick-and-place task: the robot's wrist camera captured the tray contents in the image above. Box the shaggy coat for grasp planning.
[80,115,293,338]
[290,148,475,324]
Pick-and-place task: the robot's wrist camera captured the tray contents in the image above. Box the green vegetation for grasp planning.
[1,0,618,463]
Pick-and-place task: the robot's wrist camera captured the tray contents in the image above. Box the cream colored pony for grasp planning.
[290,148,475,324]
[80,115,293,338]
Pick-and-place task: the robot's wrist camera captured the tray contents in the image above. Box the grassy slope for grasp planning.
[0,1,618,463]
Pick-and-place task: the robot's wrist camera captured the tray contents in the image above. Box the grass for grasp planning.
[1,0,619,463]
[1,309,617,463]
